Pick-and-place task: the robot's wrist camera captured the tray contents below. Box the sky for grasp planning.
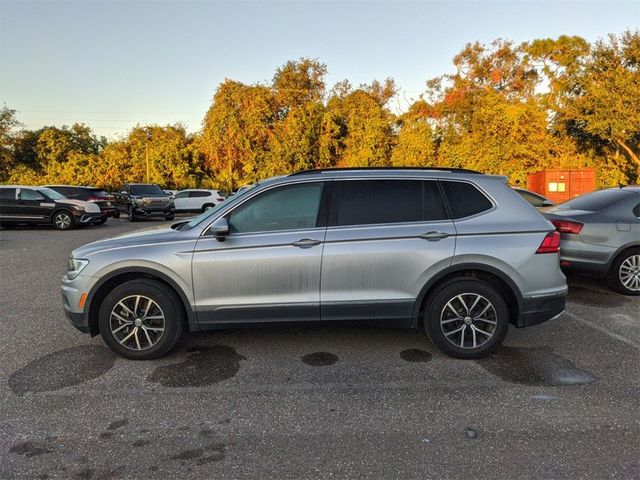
[1,0,638,138]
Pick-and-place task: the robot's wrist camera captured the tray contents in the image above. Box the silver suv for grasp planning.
[61,168,567,360]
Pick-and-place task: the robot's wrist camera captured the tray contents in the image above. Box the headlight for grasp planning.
[67,258,89,280]
[72,205,86,212]
[133,197,143,204]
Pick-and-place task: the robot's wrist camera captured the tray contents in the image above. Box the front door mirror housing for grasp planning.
[210,217,229,241]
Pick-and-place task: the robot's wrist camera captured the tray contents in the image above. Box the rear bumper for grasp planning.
[518,290,567,327]
[558,236,614,275]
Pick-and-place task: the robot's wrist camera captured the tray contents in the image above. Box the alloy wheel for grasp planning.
[55,213,72,230]
[440,293,497,349]
[109,295,166,351]
[619,255,640,292]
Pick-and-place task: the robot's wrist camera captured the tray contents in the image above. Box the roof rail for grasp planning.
[289,167,483,176]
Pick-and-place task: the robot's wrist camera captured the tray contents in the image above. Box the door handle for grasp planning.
[292,238,322,248]
[419,231,450,241]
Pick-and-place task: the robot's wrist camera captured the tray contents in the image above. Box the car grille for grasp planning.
[142,197,169,206]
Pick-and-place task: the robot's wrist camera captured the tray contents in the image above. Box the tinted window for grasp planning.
[229,182,324,233]
[174,191,189,199]
[559,189,632,211]
[190,191,211,198]
[0,188,16,200]
[516,189,545,207]
[441,181,493,218]
[18,189,45,201]
[633,204,640,218]
[330,180,447,227]
[130,184,164,196]
[49,186,73,196]
[39,187,65,200]
[87,189,110,197]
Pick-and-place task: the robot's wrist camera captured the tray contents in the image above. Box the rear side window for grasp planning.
[559,189,631,211]
[190,191,211,198]
[441,181,493,219]
[633,203,640,218]
[0,188,16,200]
[329,180,447,227]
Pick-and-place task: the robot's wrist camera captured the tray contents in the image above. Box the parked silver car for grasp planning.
[543,186,640,295]
[61,168,567,360]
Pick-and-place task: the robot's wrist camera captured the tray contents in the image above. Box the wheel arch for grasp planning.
[84,267,196,336]
[411,263,523,328]
[605,242,640,271]
[49,207,74,223]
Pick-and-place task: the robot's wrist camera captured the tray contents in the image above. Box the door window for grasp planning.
[174,191,190,199]
[228,182,324,234]
[329,180,447,227]
[18,189,45,201]
[189,191,211,198]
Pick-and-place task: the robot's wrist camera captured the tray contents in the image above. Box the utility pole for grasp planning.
[145,143,150,183]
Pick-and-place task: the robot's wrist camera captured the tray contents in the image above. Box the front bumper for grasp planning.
[99,206,117,218]
[518,290,567,327]
[61,274,94,334]
[74,211,103,224]
[132,205,175,217]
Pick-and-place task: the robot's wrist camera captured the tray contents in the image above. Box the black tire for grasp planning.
[52,210,75,231]
[165,215,175,221]
[127,206,137,222]
[98,279,184,360]
[113,210,120,219]
[424,279,509,359]
[201,203,215,212]
[606,247,640,296]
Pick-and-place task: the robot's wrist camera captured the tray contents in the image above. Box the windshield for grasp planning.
[181,183,257,230]
[39,187,66,200]
[558,189,632,211]
[130,184,165,196]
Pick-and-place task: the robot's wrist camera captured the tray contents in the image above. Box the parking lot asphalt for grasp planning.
[0,218,638,479]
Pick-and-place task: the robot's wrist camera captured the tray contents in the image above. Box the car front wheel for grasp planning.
[607,248,640,295]
[127,206,136,222]
[98,279,184,359]
[53,211,75,230]
[424,279,509,359]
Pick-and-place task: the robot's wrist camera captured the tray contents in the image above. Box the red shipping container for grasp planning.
[526,169,596,204]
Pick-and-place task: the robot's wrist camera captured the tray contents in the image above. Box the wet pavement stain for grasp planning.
[568,286,626,308]
[478,346,596,386]
[8,345,116,396]
[400,348,432,363]
[132,439,150,448]
[147,345,245,387]
[171,443,226,465]
[107,419,128,431]
[9,440,52,458]
[301,352,339,367]
[465,427,480,439]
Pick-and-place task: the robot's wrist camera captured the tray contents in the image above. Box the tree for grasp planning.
[0,106,21,181]
[391,100,437,167]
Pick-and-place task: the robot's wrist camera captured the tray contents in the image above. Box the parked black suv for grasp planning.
[0,185,103,230]
[115,183,175,222]
[45,185,118,223]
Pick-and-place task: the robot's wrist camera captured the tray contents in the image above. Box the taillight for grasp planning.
[551,220,583,234]
[536,231,561,254]
[217,197,225,202]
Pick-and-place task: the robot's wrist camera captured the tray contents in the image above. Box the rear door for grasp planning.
[320,178,456,323]
[0,187,18,219]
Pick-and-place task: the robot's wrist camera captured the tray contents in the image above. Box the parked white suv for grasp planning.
[173,189,225,213]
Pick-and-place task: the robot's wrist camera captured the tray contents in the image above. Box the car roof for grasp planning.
[45,185,102,189]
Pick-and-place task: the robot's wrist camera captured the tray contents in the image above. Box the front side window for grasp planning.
[329,179,447,227]
[441,181,493,219]
[18,189,45,201]
[228,182,324,234]
[174,191,189,199]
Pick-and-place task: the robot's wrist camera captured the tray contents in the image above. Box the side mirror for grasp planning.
[210,217,229,241]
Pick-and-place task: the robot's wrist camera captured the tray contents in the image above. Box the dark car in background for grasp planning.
[513,187,555,209]
[543,187,640,295]
[46,185,118,223]
[0,185,103,230]
[115,183,175,222]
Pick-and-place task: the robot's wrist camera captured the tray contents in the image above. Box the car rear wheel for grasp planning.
[424,279,509,359]
[113,210,120,219]
[98,279,184,359]
[165,215,175,221]
[127,206,136,222]
[53,211,75,231]
[201,203,215,212]
[607,248,640,295]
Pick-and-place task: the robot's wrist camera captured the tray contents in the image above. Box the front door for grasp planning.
[15,188,50,221]
[192,181,328,326]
